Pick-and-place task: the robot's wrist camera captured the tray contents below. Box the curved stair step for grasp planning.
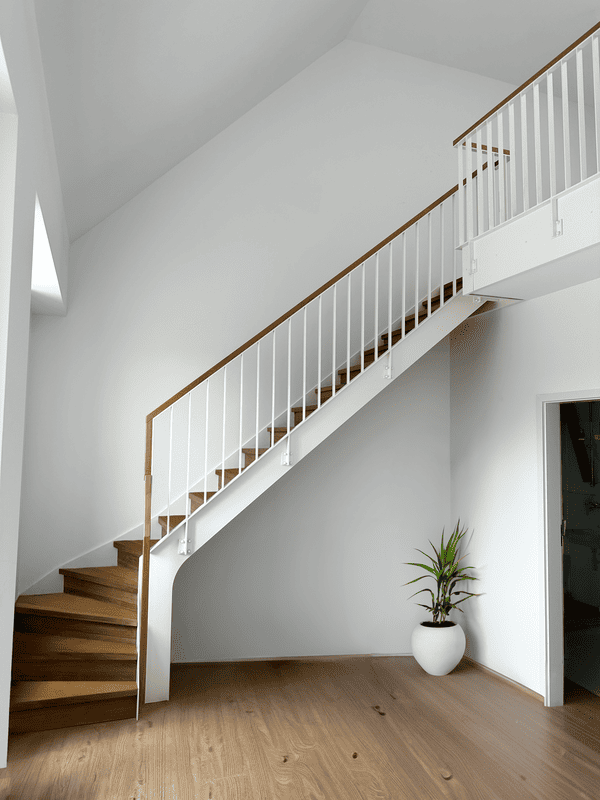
[10,680,138,711]
[13,632,137,660]
[60,566,137,609]
[113,539,158,569]
[15,593,137,626]
[9,680,137,733]
[59,566,137,591]
[12,633,137,681]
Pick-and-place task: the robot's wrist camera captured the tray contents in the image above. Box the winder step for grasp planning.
[15,594,137,627]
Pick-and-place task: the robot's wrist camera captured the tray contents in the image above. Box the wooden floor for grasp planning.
[2,656,600,799]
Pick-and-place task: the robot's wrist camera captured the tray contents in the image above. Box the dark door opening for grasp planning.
[561,400,600,700]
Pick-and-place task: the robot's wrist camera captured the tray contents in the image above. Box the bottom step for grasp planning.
[9,680,137,733]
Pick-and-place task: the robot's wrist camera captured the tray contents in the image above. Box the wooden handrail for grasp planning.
[145,181,464,428]
[453,20,600,146]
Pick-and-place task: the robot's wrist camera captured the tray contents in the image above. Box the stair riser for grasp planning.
[116,550,141,571]
[292,407,317,426]
[269,429,288,445]
[15,613,136,644]
[63,577,137,611]
[9,695,137,734]
[12,659,136,682]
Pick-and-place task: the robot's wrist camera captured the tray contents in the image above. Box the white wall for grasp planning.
[0,0,69,769]
[450,275,600,696]
[172,340,452,661]
[19,39,514,596]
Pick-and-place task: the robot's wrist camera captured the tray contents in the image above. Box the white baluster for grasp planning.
[508,103,517,217]
[414,220,420,329]
[533,82,543,205]
[271,330,276,440]
[221,365,227,490]
[332,285,337,398]
[486,120,494,230]
[302,307,307,420]
[497,111,506,223]
[476,134,484,234]
[239,354,244,473]
[317,298,322,408]
[374,252,379,361]
[287,318,292,434]
[452,193,457,295]
[562,59,571,189]
[185,392,191,542]
[593,36,600,174]
[427,212,432,316]
[255,341,260,463]
[167,406,173,534]
[346,274,351,388]
[388,241,393,346]
[466,135,474,239]
[361,262,365,373]
[440,202,445,307]
[520,93,529,212]
[576,47,587,181]
[458,140,465,245]
[204,379,209,497]
[547,71,557,197]
[401,231,407,337]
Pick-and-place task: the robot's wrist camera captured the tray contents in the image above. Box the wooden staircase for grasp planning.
[9,278,464,734]
[9,539,155,734]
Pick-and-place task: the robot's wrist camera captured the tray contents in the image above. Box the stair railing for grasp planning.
[137,176,483,707]
[455,21,600,246]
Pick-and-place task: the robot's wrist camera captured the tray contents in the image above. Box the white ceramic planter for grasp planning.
[411,621,466,675]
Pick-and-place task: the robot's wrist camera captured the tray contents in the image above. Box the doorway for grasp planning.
[561,401,600,699]
[541,390,600,707]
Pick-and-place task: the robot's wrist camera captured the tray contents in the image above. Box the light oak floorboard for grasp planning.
[3,657,600,799]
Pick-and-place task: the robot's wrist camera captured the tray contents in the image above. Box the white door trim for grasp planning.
[538,388,600,706]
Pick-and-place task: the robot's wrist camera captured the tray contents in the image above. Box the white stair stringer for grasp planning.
[143,292,480,703]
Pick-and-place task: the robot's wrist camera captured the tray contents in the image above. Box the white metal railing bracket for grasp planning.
[281,445,292,467]
[177,538,191,556]
[384,355,392,380]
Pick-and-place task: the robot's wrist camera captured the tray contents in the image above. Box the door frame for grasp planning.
[539,389,600,706]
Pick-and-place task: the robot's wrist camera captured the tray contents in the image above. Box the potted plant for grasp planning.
[405,521,479,675]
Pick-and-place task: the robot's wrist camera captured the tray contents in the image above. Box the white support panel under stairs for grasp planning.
[461,175,600,301]
[143,291,480,703]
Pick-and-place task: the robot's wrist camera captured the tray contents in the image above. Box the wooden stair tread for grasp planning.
[267,427,289,433]
[10,680,137,711]
[15,594,137,626]
[291,405,318,414]
[113,539,158,555]
[158,514,185,531]
[215,468,243,475]
[59,566,137,591]
[242,448,269,456]
[12,632,137,661]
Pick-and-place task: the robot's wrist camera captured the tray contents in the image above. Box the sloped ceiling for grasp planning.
[349,0,600,85]
[33,0,368,241]
[34,0,600,242]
